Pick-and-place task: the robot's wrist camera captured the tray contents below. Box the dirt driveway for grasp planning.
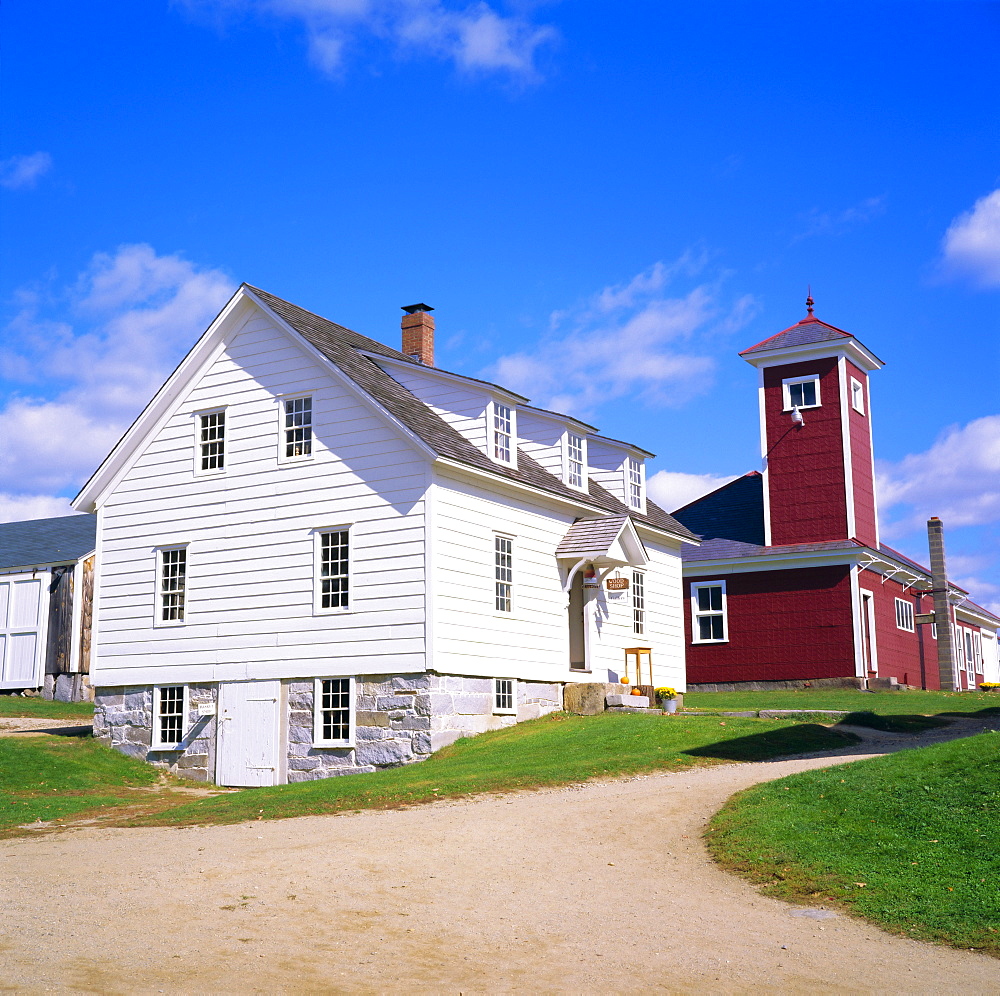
[3,734,998,994]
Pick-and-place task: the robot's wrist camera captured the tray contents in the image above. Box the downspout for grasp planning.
[928,517,956,692]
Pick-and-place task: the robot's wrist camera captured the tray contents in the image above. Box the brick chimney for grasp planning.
[401,303,434,366]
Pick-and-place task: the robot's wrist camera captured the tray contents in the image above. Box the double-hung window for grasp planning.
[692,581,727,643]
[157,547,187,624]
[493,678,516,715]
[627,457,643,509]
[782,375,821,411]
[493,403,513,463]
[152,685,187,748]
[850,377,865,415]
[316,529,350,611]
[495,535,513,613]
[283,396,313,459]
[566,433,585,488]
[313,676,354,746]
[197,410,226,472]
[632,571,645,636]
[895,598,915,632]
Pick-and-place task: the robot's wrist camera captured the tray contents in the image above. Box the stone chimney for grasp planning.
[401,304,434,366]
[928,516,956,692]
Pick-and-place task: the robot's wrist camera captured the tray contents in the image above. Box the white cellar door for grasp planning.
[0,576,45,689]
[216,680,282,787]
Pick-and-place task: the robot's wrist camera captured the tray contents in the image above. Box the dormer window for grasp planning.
[566,433,586,488]
[782,375,821,410]
[493,403,514,464]
[627,457,643,509]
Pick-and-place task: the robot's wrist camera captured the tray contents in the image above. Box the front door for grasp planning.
[568,571,586,671]
[216,680,282,786]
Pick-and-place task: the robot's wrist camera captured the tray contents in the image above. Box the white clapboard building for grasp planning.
[73,285,697,785]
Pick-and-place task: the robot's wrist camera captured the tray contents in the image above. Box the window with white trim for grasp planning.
[153,685,187,748]
[197,410,226,472]
[692,581,727,643]
[965,629,976,675]
[316,529,350,611]
[850,377,865,415]
[566,433,585,488]
[493,403,513,463]
[493,678,516,715]
[283,396,313,459]
[895,597,915,632]
[313,677,354,746]
[974,631,982,672]
[495,534,513,613]
[782,375,821,411]
[157,547,187,624]
[632,570,645,636]
[627,457,643,509]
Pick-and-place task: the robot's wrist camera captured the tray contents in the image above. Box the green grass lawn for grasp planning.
[707,732,1000,956]
[125,711,858,828]
[0,736,160,831]
[0,695,95,722]
[685,687,1000,717]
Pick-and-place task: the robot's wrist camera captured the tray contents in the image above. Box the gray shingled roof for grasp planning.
[740,317,855,356]
[0,515,96,570]
[682,537,863,562]
[556,515,631,556]
[246,285,697,543]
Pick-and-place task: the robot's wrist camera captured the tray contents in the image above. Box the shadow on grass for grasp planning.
[935,707,1000,719]
[681,724,860,762]
[836,711,951,733]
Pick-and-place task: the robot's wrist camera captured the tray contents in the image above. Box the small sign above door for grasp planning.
[606,577,630,591]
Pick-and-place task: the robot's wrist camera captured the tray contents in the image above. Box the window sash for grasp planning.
[314,677,354,745]
[318,530,350,610]
[493,404,512,462]
[895,598,914,632]
[850,377,865,414]
[632,571,645,636]
[567,434,584,487]
[782,376,821,410]
[159,547,186,623]
[494,678,515,714]
[692,582,726,643]
[495,535,513,613]
[284,396,313,458]
[199,411,225,471]
[627,457,642,509]
[154,685,186,747]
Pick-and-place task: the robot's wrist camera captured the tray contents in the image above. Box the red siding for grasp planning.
[685,566,855,683]
[863,572,938,689]
[846,360,878,546]
[764,358,848,544]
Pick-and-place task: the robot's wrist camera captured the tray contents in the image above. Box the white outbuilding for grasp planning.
[73,285,697,784]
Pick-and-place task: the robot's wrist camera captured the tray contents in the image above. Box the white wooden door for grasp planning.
[0,575,46,690]
[216,680,282,787]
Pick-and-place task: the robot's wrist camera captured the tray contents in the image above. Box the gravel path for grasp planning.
[2,718,999,993]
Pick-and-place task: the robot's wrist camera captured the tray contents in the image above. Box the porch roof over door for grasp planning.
[555,515,649,568]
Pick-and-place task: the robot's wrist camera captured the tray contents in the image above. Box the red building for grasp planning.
[672,302,1000,691]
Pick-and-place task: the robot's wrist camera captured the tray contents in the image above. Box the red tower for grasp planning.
[739,298,883,548]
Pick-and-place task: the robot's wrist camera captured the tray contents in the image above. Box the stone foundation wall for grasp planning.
[687,676,864,693]
[43,673,94,703]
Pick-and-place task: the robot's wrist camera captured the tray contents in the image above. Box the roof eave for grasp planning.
[741,337,884,372]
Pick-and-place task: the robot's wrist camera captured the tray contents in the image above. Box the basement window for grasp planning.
[782,375,821,411]
[493,678,516,715]
[313,676,355,746]
[152,685,187,749]
[692,581,727,643]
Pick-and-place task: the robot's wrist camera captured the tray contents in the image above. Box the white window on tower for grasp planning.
[495,534,513,613]
[627,457,643,509]
[152,685,187,748]
[316,529,350,612]
[313,676,355,746]
[156,547,187,625]
[692,581,727,643]
[782,375,821,411]
[493,678,516,715]
[632,570,645,636]
[566,433,585,488]
[283,396,313,459]
[197,410,226,472]
[895,597,915,632]
[493,403,513,463]
[850,377,865,415]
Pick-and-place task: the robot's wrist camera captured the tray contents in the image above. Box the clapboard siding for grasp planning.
[587,440,629,504]
[94,314,430,687]
[517,412,566,479]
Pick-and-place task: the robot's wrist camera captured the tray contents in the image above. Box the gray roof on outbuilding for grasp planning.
[0,514,97,570]
[246,285,697,543]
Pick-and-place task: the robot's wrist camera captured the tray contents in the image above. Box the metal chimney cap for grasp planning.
[401,303,434,314]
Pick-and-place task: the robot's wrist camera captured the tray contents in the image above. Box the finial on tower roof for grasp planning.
[806,286,814,317]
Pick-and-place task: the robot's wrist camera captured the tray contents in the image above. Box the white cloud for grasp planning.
[792,195,886,242]
[0,494,82,525]
[647,470,738,512]
[0,246,234,505]
[0,152,53,190]
[490,258,758,418]
[183,0,556,79]
[877,415,1000,533]
[941,189,1000,287]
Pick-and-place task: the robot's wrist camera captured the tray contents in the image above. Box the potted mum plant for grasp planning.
[655,687,677,714]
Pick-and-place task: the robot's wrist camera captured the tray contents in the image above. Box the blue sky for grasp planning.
[2,1,998,608]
